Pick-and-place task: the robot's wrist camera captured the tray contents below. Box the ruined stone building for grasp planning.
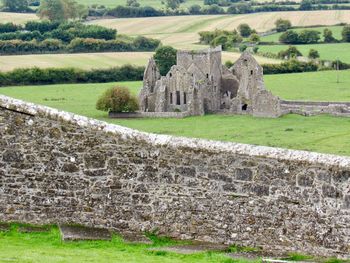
[139,46,281,118]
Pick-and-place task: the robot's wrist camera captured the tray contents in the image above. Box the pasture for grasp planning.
[258,43,350,63]
[0,51,280,72]
[90,10,350,48]
[260,25,344,43]
[1,70,350,156]
[0,224,243,263]
[0,12,38,24]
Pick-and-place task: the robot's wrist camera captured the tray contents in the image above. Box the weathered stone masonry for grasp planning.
[0,95,349,258]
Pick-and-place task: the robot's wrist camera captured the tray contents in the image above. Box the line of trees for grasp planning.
[0,21,161,55]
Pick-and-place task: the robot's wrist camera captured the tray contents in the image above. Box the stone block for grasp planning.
[58,225,112,241]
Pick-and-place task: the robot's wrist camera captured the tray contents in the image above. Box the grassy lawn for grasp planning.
[0,224,246,263]
[90,10,350,49]
[1,71,350,156]
[258,43,350,63]
[264,70,350,101]
[260,25,344,43]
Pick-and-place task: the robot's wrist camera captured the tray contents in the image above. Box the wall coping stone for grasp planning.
[1,94,350,168]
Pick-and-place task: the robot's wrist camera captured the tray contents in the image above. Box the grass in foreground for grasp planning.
[0,224,247,263]
[0,73,350,156]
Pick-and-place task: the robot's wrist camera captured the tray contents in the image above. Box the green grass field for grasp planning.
[0,224,248,263]
[260,25,344,43]
[90,10,350,49]
[258,43,350,63]
[76,0,204,8]
[0,52,280,72]
[1,70,350,156]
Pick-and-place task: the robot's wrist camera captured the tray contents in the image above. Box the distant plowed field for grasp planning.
[91,10,350,48]
[0,52,279,72]
[0,12,38,24]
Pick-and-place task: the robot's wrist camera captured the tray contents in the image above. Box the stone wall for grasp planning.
[0,95,350,258]
[281,100,350,117]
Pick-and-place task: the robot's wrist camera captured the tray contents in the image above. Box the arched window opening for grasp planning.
[183,92,187,104]
[176,91,181,105]
[170,92,173,104]
[242,104,248,111]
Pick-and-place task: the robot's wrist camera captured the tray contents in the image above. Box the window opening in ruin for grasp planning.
[184,92,187,104]
[206,74,209,79]
[242,104,248,111]
[250,70,253,75]
[176,91,181,105]
[170,92,173,104]
[170,73,172,77]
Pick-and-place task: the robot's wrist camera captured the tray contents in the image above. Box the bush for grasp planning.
[238,23,252,37]
[96,86,139,113]
[154,46,177,76]
[274,18,292,32]
[0,65,144,86]
[342,25,350,42]
[323,28,336,43]
[278,46,302,59]
[279,30,299,44]
[0,23,23,33]
[308,49,320,59]
[262,60,318,74]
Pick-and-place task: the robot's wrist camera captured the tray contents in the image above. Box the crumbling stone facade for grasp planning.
[139,46,281,118]
[1,95,350,258]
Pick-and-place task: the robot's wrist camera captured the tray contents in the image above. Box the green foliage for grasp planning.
[126,0,140,7]
[96,86,139,113]
[275,18,292,32]
[323,28,336,43]
[0,23,22,34]
[299,0,313,10]
[253,46,259,53]
[165,0,181,9]
[279,30,300,44]
[38,0,88,22]
[188,4,202,14]
[154,46,177,76]
[249,33,260,43]
[1,0,29,12]
[308,48,320,59]
[342,25,350,42]
[0,65,144,86]
[262,59,318,74]
[225,60,234,68]
[279,29,320,44]
[279,46,301,59]
[298,30,320,44]
[198,29,242,50]
[238,23,252,37]
[239,44,247,52]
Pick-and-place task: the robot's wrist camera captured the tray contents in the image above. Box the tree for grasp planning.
[237,23,252,37]
[204,0,218,5]
[323,28,336,43]
[154,46,177,76]
[211,34,230,49]
[239,44,247,52]
[278,46,302,59]
[299,0,312,10]
[188,4,201,14]
[279,30,299,44]
[38,0,88,22]
[249,33,260,43]
[342,25,350,42]
[298,30,320,44]
[274,18,292,32]
[126,0,140,7]
[165,0,180,10]
[96,86,139,113]
[1,0,28,12]
[308,49,320,59]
